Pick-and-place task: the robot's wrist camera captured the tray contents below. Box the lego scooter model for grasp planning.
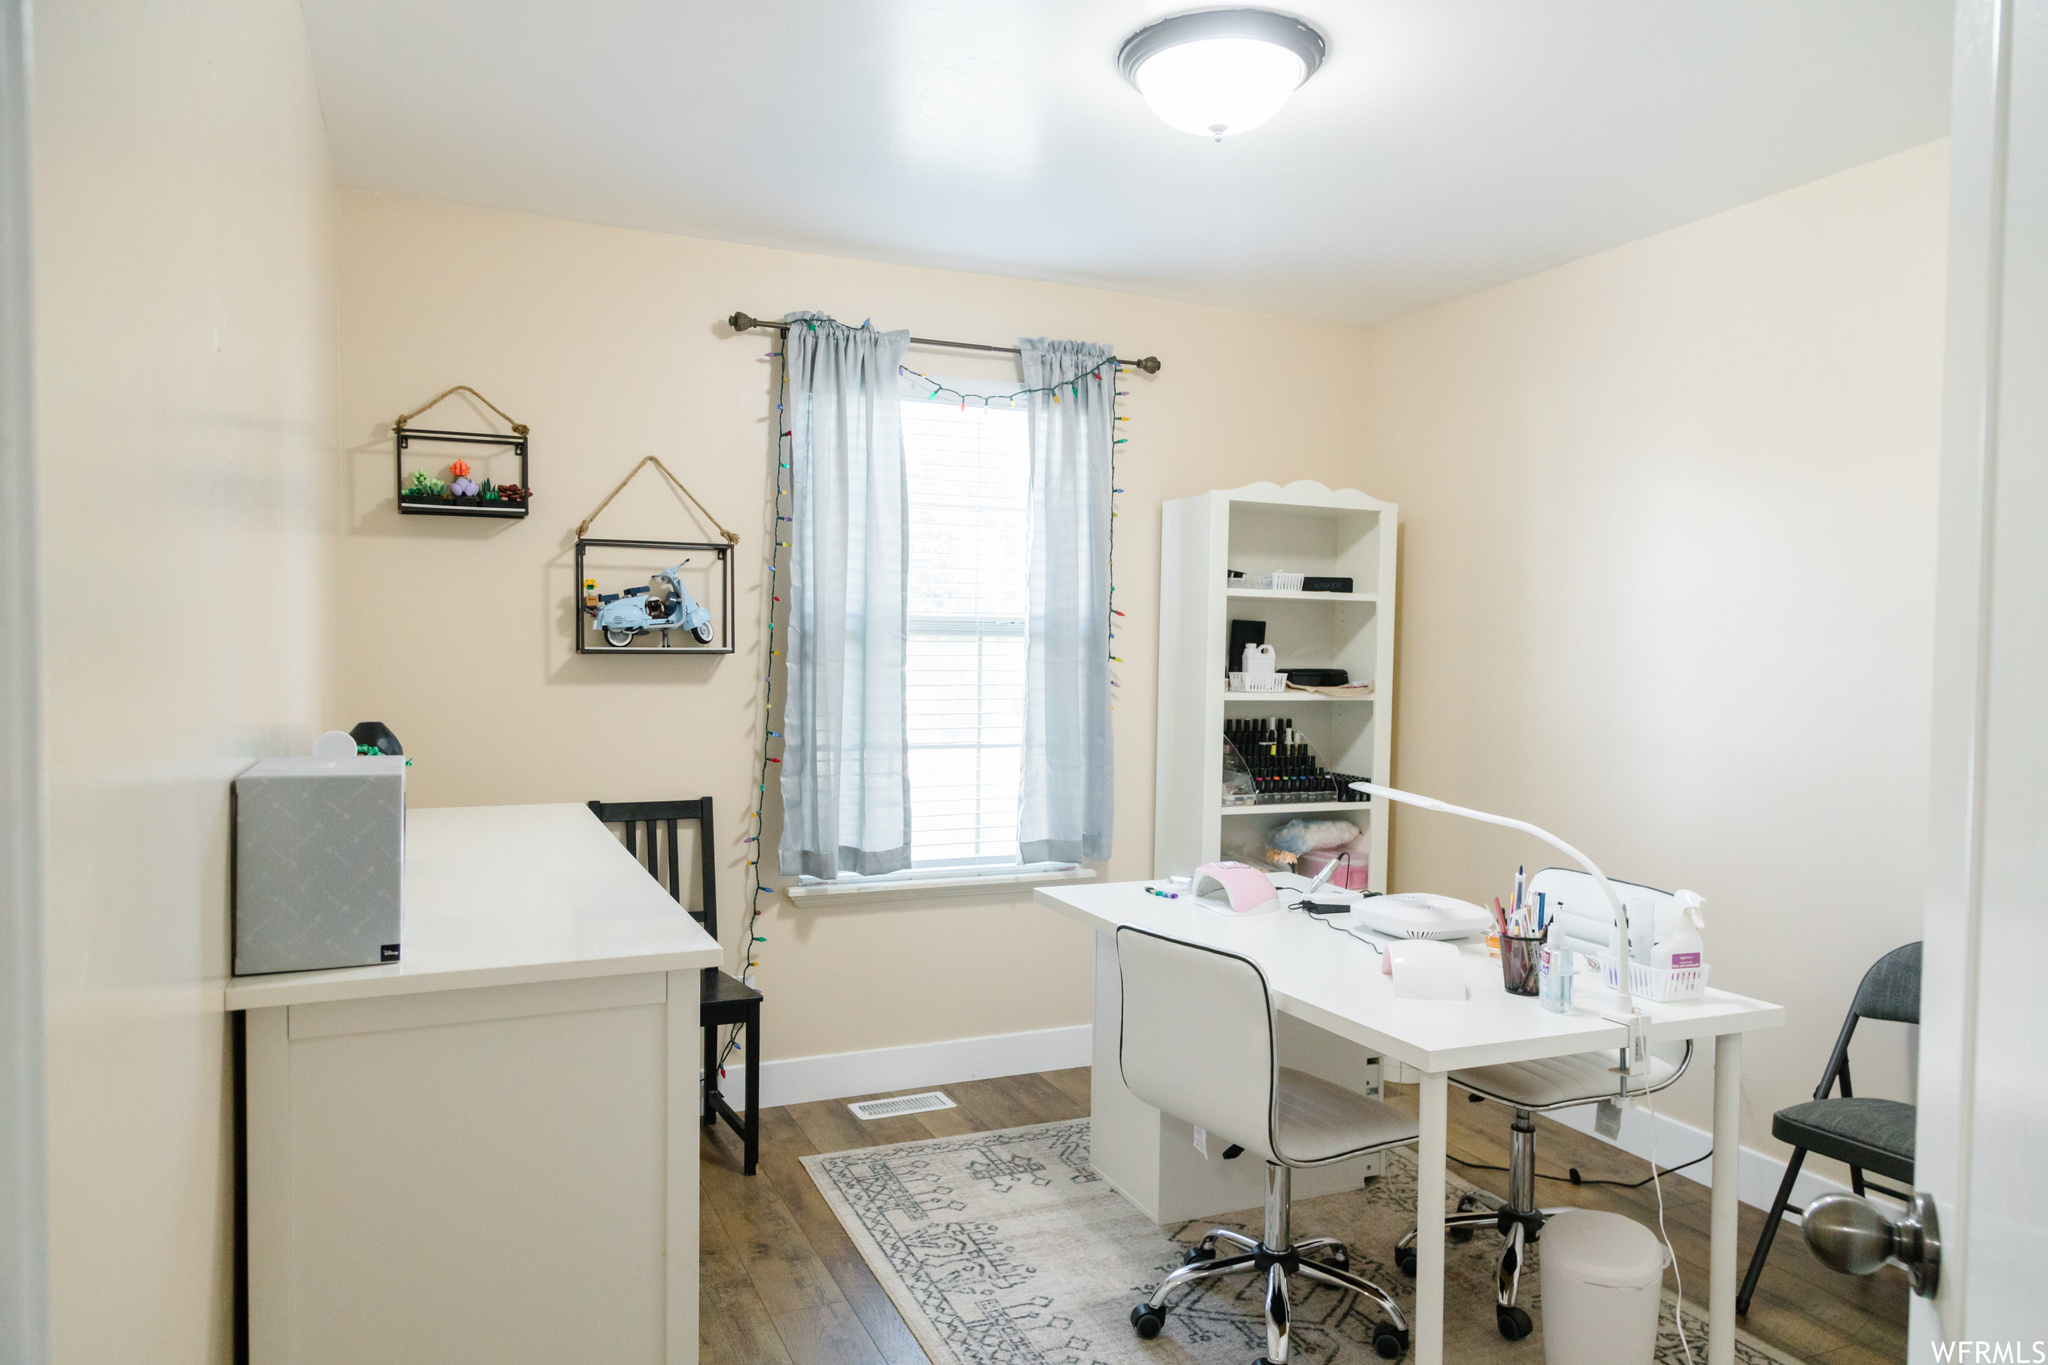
[588,563,714,648]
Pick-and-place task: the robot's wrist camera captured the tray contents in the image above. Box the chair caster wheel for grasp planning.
[1130,1304,1166,1339]
[1394,1246,1417,1277]
[1497,1305,1534,1340]
[1328,1247,1351,1270]
[1182,1245,1215,1266]
[1374,1325,1411,1359]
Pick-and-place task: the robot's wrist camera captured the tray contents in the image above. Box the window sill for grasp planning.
[784,866,1098,904]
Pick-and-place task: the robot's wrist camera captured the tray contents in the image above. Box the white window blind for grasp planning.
[902,384,1030,868]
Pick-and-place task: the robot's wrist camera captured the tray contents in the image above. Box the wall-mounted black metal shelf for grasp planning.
[396,428,530,517]
[393,386,532,518]
[575,538,735,656]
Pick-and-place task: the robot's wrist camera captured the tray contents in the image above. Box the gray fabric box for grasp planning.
[234,756,406,975]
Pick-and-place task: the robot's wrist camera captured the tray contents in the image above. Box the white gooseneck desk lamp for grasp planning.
[1350,782,1651,1070]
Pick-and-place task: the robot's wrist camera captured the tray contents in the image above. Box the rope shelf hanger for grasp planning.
[393,385,532,520]
[576,455,740,544]
[393,384,529,436]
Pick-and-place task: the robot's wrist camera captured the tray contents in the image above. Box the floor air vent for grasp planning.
[848,1091,956,1121]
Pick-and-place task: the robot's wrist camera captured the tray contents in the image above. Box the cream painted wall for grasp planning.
[335,141,1947,1179]
[331,190,1372,1063]
[1358,142,1949,1172]
[32,0,336,1359]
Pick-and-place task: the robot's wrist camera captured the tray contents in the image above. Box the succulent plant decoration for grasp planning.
[448,458,473,481]
[450,476,479,497]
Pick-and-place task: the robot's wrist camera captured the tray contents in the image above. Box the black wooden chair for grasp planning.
[587,798,763,1175]
[1737,940,1919,1315]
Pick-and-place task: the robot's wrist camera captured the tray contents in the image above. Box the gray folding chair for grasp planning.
[1737,941,1919,1315]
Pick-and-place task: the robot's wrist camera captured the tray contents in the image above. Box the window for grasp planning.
[902,379,1034,869]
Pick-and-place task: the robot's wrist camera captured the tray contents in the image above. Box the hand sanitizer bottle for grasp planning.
[1539,920,1573,1014]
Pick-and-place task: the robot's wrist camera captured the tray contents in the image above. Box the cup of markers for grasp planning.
[1494,870,1551,998]
[1499,934,1543,995]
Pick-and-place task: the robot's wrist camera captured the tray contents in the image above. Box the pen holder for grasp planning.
[1499,934,1544,996]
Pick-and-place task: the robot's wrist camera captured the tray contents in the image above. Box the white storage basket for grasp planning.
[1227,671,1289,693]
[1595,955,1710,1003]
[1240,572,1306,592]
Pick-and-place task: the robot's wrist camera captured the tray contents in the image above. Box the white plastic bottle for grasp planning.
[1653,891,1707,971]
[1539,920,1573,1014]
[1626,896,1657,966]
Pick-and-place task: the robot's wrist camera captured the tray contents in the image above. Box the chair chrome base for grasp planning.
[1130,1164,1411,1362]
[1395,1107,1556,1342]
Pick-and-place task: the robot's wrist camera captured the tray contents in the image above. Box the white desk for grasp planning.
[1035,879,1783,1365]
[227,803,723,1365]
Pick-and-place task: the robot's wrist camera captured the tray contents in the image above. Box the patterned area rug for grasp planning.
[802,1119,1805,1365]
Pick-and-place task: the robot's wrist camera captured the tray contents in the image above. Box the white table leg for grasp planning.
[1416,1069,1448,1365]
[1710,1033,1742,1365]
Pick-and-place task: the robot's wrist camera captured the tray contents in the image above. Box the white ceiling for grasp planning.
[299,1,1954,325]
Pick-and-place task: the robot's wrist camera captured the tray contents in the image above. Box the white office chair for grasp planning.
[1392,869,1693,1341]
[1118,925,1420,1364]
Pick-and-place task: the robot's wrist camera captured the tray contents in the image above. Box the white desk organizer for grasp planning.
[1596,955,1711,1003]
[1227,671,1288,693]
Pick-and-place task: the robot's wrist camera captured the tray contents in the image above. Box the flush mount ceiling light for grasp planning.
[1118,8,1327,141]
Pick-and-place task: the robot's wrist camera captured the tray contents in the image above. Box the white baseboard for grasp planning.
[711,1023,1093,1111]
[710,1025,1841,1221]
[1547,1095,1850,1220]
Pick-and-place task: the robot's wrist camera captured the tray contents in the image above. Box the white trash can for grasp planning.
[1539,1209,1668,1365]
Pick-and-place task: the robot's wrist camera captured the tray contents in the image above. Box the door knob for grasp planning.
[1801,1191,1940,1297]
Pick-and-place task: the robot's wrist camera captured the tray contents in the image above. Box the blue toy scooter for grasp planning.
[592,564,714,647]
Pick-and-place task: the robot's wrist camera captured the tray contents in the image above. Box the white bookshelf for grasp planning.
[1155,481,1398,889]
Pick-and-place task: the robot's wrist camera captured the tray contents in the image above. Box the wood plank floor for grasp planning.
[698,1071,1907,1365]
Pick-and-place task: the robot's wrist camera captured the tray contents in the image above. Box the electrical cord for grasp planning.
[1648,1086,1697,1365]
[1285,880,1701,1357]
[1444,1148,1711,1189]
[1292,881,1385,950]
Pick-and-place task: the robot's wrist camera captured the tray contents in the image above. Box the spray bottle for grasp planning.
[1653,890,1707,971]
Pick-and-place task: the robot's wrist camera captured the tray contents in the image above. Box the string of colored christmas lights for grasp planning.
[717,346,789,1081]
[1111,368,1127,705]
[719,346,1133,1082]
[897,356,1123,407]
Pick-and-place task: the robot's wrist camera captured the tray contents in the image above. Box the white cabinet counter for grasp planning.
[229,803,723,1365]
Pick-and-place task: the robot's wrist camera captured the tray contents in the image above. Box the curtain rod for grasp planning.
[726,312,1162,374]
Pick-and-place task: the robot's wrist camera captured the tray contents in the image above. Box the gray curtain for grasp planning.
[778,313,913,878]
[1017,338,1115,864]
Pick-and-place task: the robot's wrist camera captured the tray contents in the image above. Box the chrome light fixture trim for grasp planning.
[1117,8,1328,90]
